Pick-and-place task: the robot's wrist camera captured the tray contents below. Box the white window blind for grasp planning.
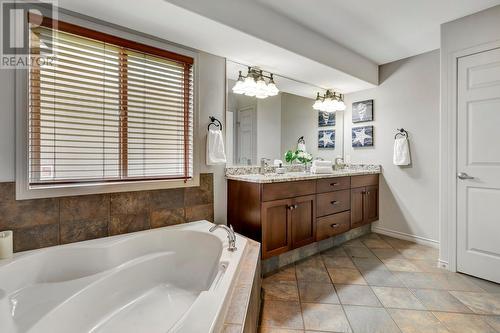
[28,22,193,186]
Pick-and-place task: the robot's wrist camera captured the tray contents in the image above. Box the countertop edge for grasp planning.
[225,170,381,184]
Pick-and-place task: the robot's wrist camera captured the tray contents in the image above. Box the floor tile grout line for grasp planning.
[322,253,355,333]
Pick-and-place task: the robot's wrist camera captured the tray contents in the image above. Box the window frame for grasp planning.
[16,13,200,200]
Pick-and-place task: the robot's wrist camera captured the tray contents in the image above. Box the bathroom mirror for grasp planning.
[225,60,344,166]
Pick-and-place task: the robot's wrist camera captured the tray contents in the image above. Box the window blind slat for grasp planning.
[29,24,193,185]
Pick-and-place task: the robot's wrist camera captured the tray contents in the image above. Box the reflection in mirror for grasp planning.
[225,60,344,167]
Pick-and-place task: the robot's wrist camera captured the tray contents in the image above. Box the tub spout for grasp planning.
[209,224,237,252]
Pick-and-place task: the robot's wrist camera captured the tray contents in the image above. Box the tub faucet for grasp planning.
[209,224,237,252]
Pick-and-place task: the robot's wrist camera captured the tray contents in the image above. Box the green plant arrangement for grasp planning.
[284,150,312,165]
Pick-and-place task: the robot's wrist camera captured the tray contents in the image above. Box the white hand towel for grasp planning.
[312,160,333,168]
[393,137,411,166]
[310,166,333,174]
[206,129,227,165]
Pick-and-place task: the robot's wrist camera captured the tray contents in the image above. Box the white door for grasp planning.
[457,47,500,283]
[237,105,256,165]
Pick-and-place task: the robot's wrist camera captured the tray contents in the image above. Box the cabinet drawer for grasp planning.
[316,211,351,241]
[316,176,351,193]
[262,180,316,202]
[317,189,350,217]
[351,174,379,188]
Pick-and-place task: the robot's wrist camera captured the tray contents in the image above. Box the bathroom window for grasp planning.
[26,16,194,191]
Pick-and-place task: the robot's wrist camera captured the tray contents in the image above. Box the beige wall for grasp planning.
[344,50,441,245]
[197,52,227,224]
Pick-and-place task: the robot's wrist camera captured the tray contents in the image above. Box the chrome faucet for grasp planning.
[260,158,271,175]
[209,224,237,252]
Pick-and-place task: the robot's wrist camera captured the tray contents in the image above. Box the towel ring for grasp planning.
[395,128,408,139]
[208,116,222,131]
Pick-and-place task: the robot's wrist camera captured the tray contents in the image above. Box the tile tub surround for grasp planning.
[0,174,214,252]
[259,233,500,333]
[225,164,381,183]
[262,224,371,275]
[223,237,261,333]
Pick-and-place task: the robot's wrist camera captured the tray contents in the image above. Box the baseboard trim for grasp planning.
[371,226,440,249]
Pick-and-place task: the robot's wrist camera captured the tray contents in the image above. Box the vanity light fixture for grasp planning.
[232,67,279,99]
[313,89,346,112]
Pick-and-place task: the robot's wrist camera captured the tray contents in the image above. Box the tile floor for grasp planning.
[258,233,500,333]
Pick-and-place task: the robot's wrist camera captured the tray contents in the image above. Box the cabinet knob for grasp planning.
[330,182,339,186]
[330,200,339,206]
[330,223,339,228]
[361,191,367,195]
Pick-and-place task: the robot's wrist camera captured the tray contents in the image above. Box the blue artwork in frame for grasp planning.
[352,126,374,147]
[318,111,336,127]
[318,130,335,149]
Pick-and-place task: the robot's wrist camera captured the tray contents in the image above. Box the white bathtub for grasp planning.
[0,221,247,333]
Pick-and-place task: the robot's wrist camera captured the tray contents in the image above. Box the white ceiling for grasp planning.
[57,0,377,93]
[257,0,500,64]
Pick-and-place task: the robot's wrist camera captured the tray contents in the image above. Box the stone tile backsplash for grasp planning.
[0,173,214,252]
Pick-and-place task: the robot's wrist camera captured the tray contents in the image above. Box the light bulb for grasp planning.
[331,99,341,111]
[313,99,322,110]
[232,80,245,94]
[337,100,346,111]
[256,78,268,97]
[266,82,279,96]
[266,75,279,96]
[243,76,257,96]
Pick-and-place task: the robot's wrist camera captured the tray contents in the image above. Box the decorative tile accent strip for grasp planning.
[0,174,214,252]
[225,164,381,183]
[262,224,371,275]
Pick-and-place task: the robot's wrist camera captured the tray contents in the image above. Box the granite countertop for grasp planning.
[225,165,381,184]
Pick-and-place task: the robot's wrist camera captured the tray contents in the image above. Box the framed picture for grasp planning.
[352,99,374,123]
[318,130,335,149]
[318,111,336,127]
[352,126,374,147]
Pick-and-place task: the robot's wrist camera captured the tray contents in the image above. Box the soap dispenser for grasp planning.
[276,163,286,174]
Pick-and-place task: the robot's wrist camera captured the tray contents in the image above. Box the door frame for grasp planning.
[440,40,500,273]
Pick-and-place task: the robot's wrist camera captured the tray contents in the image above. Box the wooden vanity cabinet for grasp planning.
[350,175,379,228]
[228,174,379,259]
[260,194,316,258]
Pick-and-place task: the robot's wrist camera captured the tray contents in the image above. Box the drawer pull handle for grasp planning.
[330,182,339,186]
[330,223,339,228]
[330,201,339,205]
[288,204,298,210]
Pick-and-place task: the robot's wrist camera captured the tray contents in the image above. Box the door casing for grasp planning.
[440,39,500,273]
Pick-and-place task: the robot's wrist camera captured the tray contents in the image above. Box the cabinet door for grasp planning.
[364,185,379,223]
[261,198,292,259]
[350,187,365,228]
[291,195,316,249]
